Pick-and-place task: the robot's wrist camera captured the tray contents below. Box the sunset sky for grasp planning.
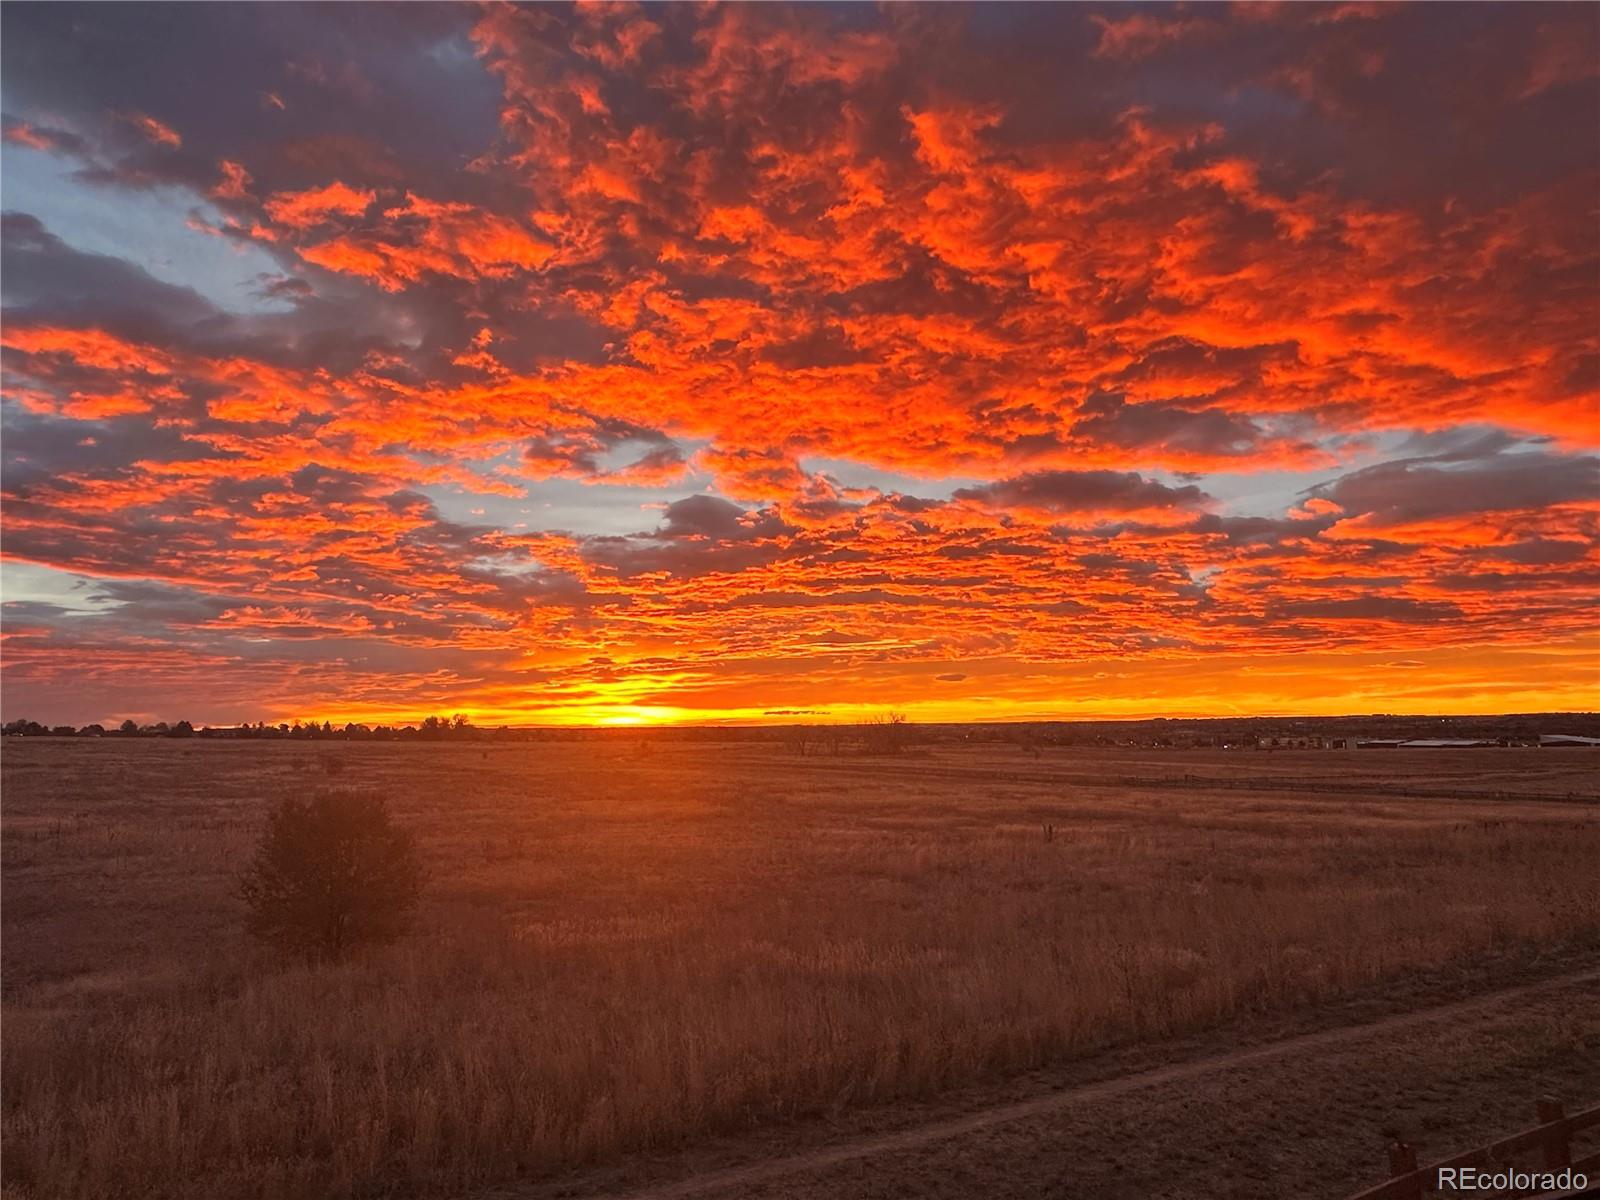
[1,2,1597,728]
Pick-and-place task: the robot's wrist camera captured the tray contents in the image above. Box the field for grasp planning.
[3,738,1599,1199]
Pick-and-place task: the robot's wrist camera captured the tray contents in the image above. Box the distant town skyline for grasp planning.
[2,3,1597,727]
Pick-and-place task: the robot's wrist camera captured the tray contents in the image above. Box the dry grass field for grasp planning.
[3,738,1598,1199]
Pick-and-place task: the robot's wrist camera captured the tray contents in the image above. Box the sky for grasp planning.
[1,1,1597,728]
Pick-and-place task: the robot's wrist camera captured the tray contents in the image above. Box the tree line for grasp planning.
[1,714,485,740]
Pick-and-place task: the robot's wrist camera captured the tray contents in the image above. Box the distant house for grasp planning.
[1540,733,1600,748]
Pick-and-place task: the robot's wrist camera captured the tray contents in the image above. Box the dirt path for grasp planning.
[557,966,1600,1200]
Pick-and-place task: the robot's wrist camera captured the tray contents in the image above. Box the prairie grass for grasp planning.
[3,740,1598,1198]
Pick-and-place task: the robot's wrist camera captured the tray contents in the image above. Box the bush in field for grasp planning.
[239,792,422,961]
[860,711,910,755]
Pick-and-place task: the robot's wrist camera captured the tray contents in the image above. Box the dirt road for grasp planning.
[489,960,1600,1200]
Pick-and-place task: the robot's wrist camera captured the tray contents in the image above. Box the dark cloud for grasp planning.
[1486,539,1590,567]
[955,469,1209,513]
[1,406,213,493]
[571,494,804,580]
[1,212,218,330]
[1065,2,1599,208]
[657,494,795,542]
[525,418,680,480]
[84,579,233,626]
[659,494,746,539]
[0,3,495,190]
[1268,596,1463,624]
[1069,393,1273,458]
[1307,448,1599,526]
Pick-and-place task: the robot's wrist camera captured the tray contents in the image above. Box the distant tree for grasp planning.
[420,715,443,741]
[238,792,423,961]
[860,712,910,755]
[51,725,77,737]
[119,719,139,736]
[169,720,195,738]
[81,724,106,737]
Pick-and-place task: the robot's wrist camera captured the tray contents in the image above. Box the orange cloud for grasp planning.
[211,159,252,201]
[3,120,57,151]
[126,112,181,148]
[293,194,554,290]
[263,181,375,228]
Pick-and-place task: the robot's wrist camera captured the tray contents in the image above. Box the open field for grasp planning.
[542,969,1600,1200]
[4,739,1599,1199]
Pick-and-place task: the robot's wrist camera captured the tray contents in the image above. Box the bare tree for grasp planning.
[860,711,910,755]
[784,724,820,756]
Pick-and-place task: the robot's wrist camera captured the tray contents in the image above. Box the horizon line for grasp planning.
[7,709,1599,735]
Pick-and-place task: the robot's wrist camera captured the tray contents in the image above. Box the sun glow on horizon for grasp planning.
[256,635,1600,733]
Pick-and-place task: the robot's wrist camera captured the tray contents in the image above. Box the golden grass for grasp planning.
[3,740,1598,1198]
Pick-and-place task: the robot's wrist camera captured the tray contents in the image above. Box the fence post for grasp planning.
[1386,1141,1422,1199]
[1536,1097,1570,1169]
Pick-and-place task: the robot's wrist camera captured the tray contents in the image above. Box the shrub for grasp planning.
[239,792,422,961]
[860,711,910,754]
